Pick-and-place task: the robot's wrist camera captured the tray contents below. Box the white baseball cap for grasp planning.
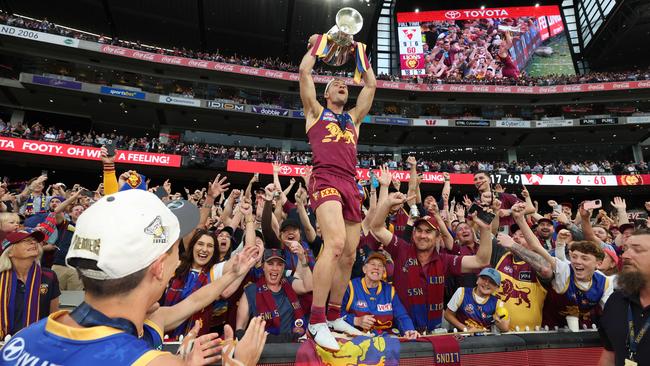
[66,189,199,280]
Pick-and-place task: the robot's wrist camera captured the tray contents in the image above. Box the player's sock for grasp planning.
[310,306,326,325]
[326,302,342,321]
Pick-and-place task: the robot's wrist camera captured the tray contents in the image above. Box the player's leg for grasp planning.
[308,200,346,351]
[326,220,364,335]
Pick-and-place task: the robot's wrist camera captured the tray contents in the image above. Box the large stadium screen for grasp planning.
[396,5,575,78]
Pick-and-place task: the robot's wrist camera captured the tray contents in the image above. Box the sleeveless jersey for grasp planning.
[495,253,547,330]
[500,54,519,78]
[561,266,609,313]
[344,278,397,331]
[306,108,358,179]
[0,311,168,366]
[454,287,499,330]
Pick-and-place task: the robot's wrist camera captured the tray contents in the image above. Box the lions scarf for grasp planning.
[416,335,461,366]
[255,277,305,336]
[295,334,400,366]
[310,34,370,84]
[162,269,211,340]
[0,262,42,337]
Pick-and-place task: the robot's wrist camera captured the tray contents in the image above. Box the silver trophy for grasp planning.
[321,7,364,66]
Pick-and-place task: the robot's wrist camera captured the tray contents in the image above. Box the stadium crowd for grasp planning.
[2,149,650,364]
[4,11,650,87]
[3,7,650,366]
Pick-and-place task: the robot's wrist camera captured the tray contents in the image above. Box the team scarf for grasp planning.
[353,42,370,84]
[255,276,305,336]
[404,247,444,333]
[0,262,42,337]
[24,194,47,216]
[162,269,211,339]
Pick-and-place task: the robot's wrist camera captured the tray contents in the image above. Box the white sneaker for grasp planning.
[328,317,364,336]
[308,322,340,352]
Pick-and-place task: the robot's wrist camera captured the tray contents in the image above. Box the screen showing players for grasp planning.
[396,6,575,79]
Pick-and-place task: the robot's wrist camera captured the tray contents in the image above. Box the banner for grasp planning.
[412,118,449,127]
[251,106,289,117]
[100,86,145,100]
[158,95,200,107]
[226,161,649,186]
[226,160,475,185]
[206,100,245,111]
[95,45,650,95]
[372,116,410,126]
[496,120,531,128]
[32,75,81,90]
[455,120,490,127]
[296,335,400,366]
[580,117,618,125]
[521,174,618,186]
[0,137,181,167]
[627,116,650,124]
[0,25,79,48]
[535,120,574,128]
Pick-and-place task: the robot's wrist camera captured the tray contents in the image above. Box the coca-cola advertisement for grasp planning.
[94,37,650,95]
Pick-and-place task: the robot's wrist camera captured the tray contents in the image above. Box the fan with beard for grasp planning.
[617,269,647,296]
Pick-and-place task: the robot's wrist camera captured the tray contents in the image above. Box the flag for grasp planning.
[296,334,400,366]
[119,172,147,191]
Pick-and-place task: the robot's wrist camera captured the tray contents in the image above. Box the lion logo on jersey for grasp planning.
[498,279,532,308]
[322,122,355,144]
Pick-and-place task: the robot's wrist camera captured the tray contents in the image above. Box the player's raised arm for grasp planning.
[299,35,323,124]
[349,64,376,125]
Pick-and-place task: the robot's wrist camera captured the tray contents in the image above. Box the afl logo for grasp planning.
[279,165,292,175]
[445,10,461,19]
[2,337,25,361]
[294,319,304,328]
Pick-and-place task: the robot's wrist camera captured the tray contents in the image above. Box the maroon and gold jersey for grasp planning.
[494,253,547,330]
[307,108,358,179]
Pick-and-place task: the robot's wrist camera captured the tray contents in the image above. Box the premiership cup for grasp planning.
[321,7,364,66]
